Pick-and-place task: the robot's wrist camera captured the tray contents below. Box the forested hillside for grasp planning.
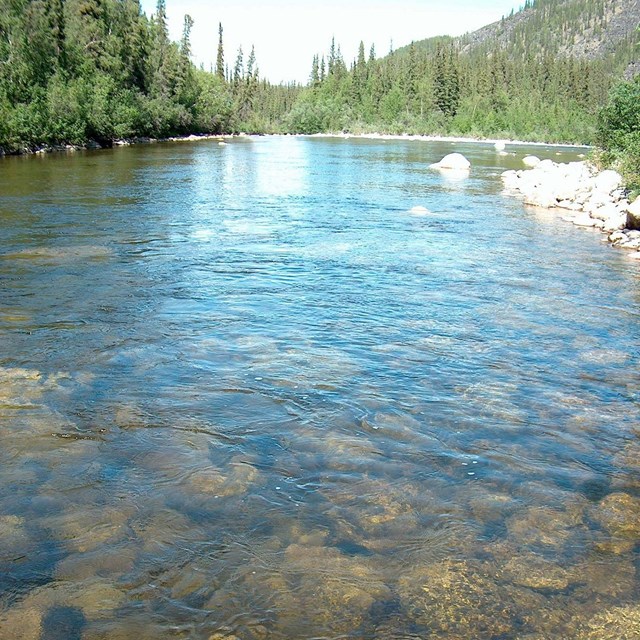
[457,0,639,73]
[287,0,640,143]
[0,0,298,151]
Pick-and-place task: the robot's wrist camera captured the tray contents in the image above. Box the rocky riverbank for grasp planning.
[0,133,238,157]
[502,158,640,257]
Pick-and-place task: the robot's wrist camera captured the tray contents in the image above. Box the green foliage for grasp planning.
[45,74,87,143]
[286,96,347,134]
[286,29,611,144]
[193,70,234,133]
[282,0,637,144]
[0,0,635,153]
[597,76,640,151]
[597,75,640,192]
[0,0,296,151]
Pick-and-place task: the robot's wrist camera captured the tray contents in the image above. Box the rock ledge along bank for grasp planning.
[502,158,640,258]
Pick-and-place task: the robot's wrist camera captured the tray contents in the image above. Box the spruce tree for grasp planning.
[233,46,243,87]
[216,22,225,80]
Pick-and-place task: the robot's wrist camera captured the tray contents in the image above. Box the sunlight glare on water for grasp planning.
[0,136,639,639]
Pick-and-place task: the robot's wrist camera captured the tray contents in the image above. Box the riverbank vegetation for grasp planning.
[0,0,638,154]
[286,39,611,143]
[0,0,297,152]
[596,73,640,198]
[287,0,638,143]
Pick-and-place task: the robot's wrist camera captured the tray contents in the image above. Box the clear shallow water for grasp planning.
[0,137,639,639]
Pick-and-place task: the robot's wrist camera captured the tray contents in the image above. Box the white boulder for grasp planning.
[501,170,520,191]
[593,170,623,195]
[537,159,558,172]
[430,153,471,170]
[626,199,640,230]
[572,213,597,227]
[557,200,582,211]
[522,155,541,168]
[494,141,507,152]
[583,192,612,214]
[409,206,431,215]
[590,203,622,222]
[609,230,628,244]
[524,187,557,209]
[602,214,628,233]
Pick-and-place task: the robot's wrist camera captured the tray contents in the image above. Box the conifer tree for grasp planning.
[233,46,243,88]
[310,55,320,87]
[216,22,225,80]
[246,45,257,83]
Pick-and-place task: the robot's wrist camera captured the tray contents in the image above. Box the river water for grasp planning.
[0,137,639,639]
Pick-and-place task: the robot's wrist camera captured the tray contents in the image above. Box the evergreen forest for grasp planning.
[0,0,299,150]
[0,0,638,155]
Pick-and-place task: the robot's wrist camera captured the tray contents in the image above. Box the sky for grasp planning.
[140,1,522,84]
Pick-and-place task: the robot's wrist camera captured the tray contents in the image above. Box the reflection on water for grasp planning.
[0,137,639,639]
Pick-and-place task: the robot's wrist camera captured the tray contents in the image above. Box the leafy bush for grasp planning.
[597,75,640,194]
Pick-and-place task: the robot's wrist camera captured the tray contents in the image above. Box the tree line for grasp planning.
[0,0,298,151]
[287,35,617,144]
[0,0,637,153]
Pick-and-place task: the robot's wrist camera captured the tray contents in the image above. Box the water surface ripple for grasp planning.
[1,137,639,639]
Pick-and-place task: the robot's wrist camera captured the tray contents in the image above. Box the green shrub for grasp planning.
[597,76,640,193]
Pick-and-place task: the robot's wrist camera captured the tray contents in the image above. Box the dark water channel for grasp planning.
[0,136,639,639]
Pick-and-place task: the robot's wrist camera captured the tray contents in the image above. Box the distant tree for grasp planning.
[233,46,243,88]
[246,45,257,83]
[353,41,367,100]
[328,37,336,76]
[216,22,225,80]
[310,54,320,87]
[181,14,194,61]
[433,43,460,118]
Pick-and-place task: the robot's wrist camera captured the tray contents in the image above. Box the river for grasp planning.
[1,136,639,639]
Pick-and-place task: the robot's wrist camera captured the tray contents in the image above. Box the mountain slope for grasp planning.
[411,0,640,76]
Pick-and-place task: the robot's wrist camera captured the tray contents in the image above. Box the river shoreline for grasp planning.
[304,132,592,149]
[0,133,241,158]
[501,157,640,259]
[0,131,591,159]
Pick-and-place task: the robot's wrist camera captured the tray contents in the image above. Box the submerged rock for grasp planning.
[397,559,518,637]
[0,577,126,640]
[204,542,391,637]
[590,492,640,539]
[576,605,640,640]
[505,505,585,548]
[0,607,42,640]
[430,153,471,170]
[499,552,572,591]
[575,557,636,597]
